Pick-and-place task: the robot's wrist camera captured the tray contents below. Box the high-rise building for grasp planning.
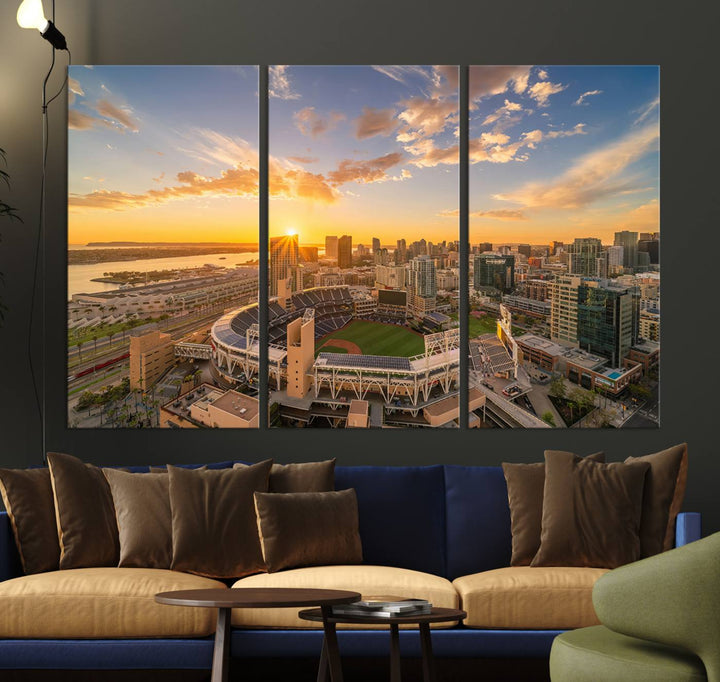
[372,237,381,254]
[270,234,299,296]
[337,235,352,268]
[550,274,582,345]
[374,248,390,266]
[614,231,638,269]
[395,239,407,264]
[577,282,638,366]
[356,244,369,257]
[375,264,406,289]
[517,244,532,258]
[474,254,515,292]
[299,246,318,262]
[549,240,564,256]
[325,235,338,259]
[408,255,437,314]
[607,245,624,272]
[638,239,659,265]
[568,237,602,276]
[478,242,493,253]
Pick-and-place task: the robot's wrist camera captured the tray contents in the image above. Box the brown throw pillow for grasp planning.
[254,489,362,573]
[234,459,335,493]
[532,451,650,569]
[103,469,173,569]
[502,451,605,566]
[168,460,273,579]
[47,452,120,569]
[0,468,60,574]
[626,443,688,557]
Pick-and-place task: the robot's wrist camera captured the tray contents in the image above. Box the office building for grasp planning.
[517,244,532,258]
[474,254,515,292]
[408,255,437,314]
[270,234,299,296]
[337,235,353,268]
[395,239,407,264]
[568,237,602,276]
[614,230,638,269]
[372,237,380,254]
[324,235,338,259]
[638,239,659,265]
[550,274,582,345]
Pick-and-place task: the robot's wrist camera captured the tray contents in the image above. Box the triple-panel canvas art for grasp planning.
[67,65,660,430]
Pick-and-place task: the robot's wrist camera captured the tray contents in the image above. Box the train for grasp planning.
[69,352,130,381]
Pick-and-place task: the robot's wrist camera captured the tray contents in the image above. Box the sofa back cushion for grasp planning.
[444,466,512,581]
[335,465,446,576]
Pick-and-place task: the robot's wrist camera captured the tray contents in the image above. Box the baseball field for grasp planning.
[315,320,425,357]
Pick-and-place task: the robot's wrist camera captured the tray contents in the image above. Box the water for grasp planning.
[67,250,260,300]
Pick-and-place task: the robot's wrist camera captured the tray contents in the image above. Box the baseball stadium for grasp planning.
[210,286,472,427]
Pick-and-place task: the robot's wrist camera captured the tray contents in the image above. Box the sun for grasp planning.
[285,227,298,237]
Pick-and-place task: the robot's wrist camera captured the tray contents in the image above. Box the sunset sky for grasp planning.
[469,65,659,245]
[68,65,259,245]
[269,65,459,246]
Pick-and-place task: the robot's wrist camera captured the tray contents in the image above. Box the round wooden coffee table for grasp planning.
[299,606,466,682]
[155,587,360,682]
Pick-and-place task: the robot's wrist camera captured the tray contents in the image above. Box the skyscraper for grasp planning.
[549,241,564,256]
[614,231,638,269]
[337,235,352,268]
[517,244,532,258]
[372,237,381,254]
[325,235,338,260]
[408,255,437,314]
[474,254,514,292]
[638,239,659,265]
[577,282,638,366]
[395,239,407,264]
[550,274,582,345]
[568,237,602,276]
[478,242,493,253]
[270,234,299,296]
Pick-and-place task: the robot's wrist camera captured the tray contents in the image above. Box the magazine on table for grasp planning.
[332,596,432,618]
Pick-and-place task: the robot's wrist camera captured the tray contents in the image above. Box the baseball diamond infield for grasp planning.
[315,320,425,358]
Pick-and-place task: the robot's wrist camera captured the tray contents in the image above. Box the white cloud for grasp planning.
[634,96,660,125]
[574,89,603,106]
[528,80,567,106]
[546,123,587,138]
[269,65,301,100]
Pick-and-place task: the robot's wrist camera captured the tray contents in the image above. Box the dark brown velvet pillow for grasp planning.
[0,468,60,574]
[103,469,173,569]
[532,451,650,569]
[502,451,605,566]
[234,459,335,493]
[625,443,688,557]
[254,489,362,573]
[168,460,272,579]
[47,452,120,569]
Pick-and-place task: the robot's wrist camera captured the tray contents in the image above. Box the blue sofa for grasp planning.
[0,464,702,672]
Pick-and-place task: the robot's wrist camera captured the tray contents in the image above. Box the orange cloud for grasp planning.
[293,107,345,137]
[397,97,457,141]
[404,139,458,168]
[469,66,531,101]
[354,107,398,139]
[527,80,566,106]
[327,152,405,185]
[287,155,319,164]
[68,109,113,131]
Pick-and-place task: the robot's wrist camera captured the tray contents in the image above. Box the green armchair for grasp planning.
[550,532,720,682]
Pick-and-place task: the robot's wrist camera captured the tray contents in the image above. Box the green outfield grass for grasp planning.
[449,312,499,338]
[316,320,425,357]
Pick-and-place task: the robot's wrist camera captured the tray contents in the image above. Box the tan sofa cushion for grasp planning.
[231,565,458,629]
[0,568,227,638]
[453,567,609,629]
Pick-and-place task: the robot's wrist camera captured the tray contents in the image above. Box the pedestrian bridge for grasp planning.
[174,342,212,360]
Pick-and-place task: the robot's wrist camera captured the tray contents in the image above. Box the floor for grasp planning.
[3,658,551,682]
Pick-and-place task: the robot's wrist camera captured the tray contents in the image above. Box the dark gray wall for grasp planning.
[1,0,718,532]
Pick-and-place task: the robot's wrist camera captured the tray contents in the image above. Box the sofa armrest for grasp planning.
[675,512,701,547]
[593,532,720,682]
[0,512,23,582]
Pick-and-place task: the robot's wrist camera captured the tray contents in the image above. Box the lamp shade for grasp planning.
[16,0,49,32]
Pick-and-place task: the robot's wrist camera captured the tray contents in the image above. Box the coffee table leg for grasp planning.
[389,623,402,682]
[320,606,344,682]
[317,635,330,682]
[419,623,436,682]
[211,607,231,682]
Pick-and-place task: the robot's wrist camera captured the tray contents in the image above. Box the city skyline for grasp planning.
[469,65,659,244]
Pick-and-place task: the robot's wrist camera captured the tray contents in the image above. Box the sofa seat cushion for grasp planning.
[453,567,608,629]
[231,565,458,629]
[0,568,227,638]
[550,625,707,682]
